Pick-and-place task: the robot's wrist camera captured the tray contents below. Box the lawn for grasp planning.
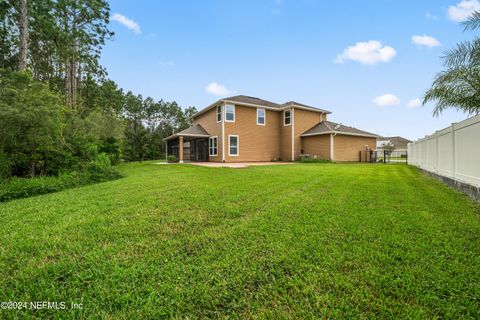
[1,162,479,319]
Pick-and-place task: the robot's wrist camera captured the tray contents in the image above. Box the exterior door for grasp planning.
[196,140,207,161]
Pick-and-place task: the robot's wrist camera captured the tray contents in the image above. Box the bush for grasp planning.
[0,154,121,202]
[167,155,178,163]
[299,157,331,163]
[86,153,120,182]
[0,174,80,202]
[0,152,12,179]
[99,137,121,165]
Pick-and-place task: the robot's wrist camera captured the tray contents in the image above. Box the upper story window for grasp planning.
[216,106,222,123]
[257,108,265,126]
[284,109,291,126]
[225,104,235,122]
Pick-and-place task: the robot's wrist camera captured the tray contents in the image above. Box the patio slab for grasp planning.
[188,161,295,168]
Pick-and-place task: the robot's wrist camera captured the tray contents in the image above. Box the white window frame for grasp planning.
[225,104,235,123]
[256,108,266,126]
[216,105,222,123]
[228,135,239,157]
[209,136,218,156]
[284,109,291,126]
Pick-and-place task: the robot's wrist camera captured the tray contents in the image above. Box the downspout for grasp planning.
[291,108,295,161]
[222,101,226,163]
[330,132,337,161]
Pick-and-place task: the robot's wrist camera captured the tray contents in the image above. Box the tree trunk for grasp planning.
[71,56,77,110]
[18,0,28,71]
[29,145,36,177]
[65,60,71,105]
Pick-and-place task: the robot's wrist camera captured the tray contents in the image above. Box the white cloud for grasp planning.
[158,61,174,67]
[407,98,422,108]
[111,13,141,34]
[448,0,480,22]
[271,0,283,14]
[335,40,397,65]
[425,12,438,20]
[205,82,232,96]
[373,94,401,107]
[412,35,441,48]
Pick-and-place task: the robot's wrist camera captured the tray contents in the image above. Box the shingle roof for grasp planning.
[197,95,331,114]
[302,121,378,138]
[163,124,210,141]
[377,136,412,148]
[282,101,332,114]
[223,95,283,109]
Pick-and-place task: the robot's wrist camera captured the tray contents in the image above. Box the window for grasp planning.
[216,105,222,123]
[284,109,291,126]
[225,104,235,122]
[228,135,239,156]
[257,108,265,125]
[209,136,218,156]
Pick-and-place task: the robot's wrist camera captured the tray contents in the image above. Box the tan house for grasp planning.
[376,136,412,153]
[164,95,377,162]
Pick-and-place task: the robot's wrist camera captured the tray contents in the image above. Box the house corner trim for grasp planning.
[291,108,295,161]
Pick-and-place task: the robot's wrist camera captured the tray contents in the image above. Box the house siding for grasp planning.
[302,135,331,160]
[279,109,292,161]
[190,101,338,163]
[193,107,222,162]
[293,108,323,160]
[333,135,377,162]
[224,105,281,162]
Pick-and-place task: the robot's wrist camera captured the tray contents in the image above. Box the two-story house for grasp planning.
[164,95,377,162]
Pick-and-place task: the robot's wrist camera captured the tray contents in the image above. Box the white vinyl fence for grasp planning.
[407,114,480,187]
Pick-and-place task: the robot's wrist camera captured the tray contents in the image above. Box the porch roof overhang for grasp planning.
[163,124,211,141]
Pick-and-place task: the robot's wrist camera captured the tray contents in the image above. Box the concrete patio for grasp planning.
[187,162,295,168]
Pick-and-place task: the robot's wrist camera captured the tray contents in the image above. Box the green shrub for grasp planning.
[0,152,12,179]
[167,155,178,163]
[99,137,121,165]
[299,157,331,163]
[0,175,77,202]
[0,154,121,202]
[86,153,121,182]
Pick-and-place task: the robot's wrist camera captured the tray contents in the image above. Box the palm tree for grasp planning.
[423,12,480,116]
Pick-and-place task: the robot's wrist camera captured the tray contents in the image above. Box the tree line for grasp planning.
[0,0,195,178]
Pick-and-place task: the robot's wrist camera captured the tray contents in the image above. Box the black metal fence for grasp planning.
[359,150,408,163]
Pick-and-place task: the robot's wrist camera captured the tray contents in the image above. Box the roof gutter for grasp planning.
[284,103,332,114]
[301,131,378,138]
[163,133,210,142]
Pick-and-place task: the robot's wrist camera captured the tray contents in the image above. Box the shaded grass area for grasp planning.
[0,162,479,319]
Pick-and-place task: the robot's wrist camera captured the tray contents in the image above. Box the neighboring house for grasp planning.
[376,136,412,152]
[164,95,377,162]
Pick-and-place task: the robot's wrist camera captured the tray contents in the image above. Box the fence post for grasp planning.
[425,137,429,170]
[451,123,456,179]
[435,131,439,174]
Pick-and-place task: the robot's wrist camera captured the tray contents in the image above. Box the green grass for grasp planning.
[0,162,479,319]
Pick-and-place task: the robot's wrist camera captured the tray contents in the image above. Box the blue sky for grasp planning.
[102,0,480,140]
